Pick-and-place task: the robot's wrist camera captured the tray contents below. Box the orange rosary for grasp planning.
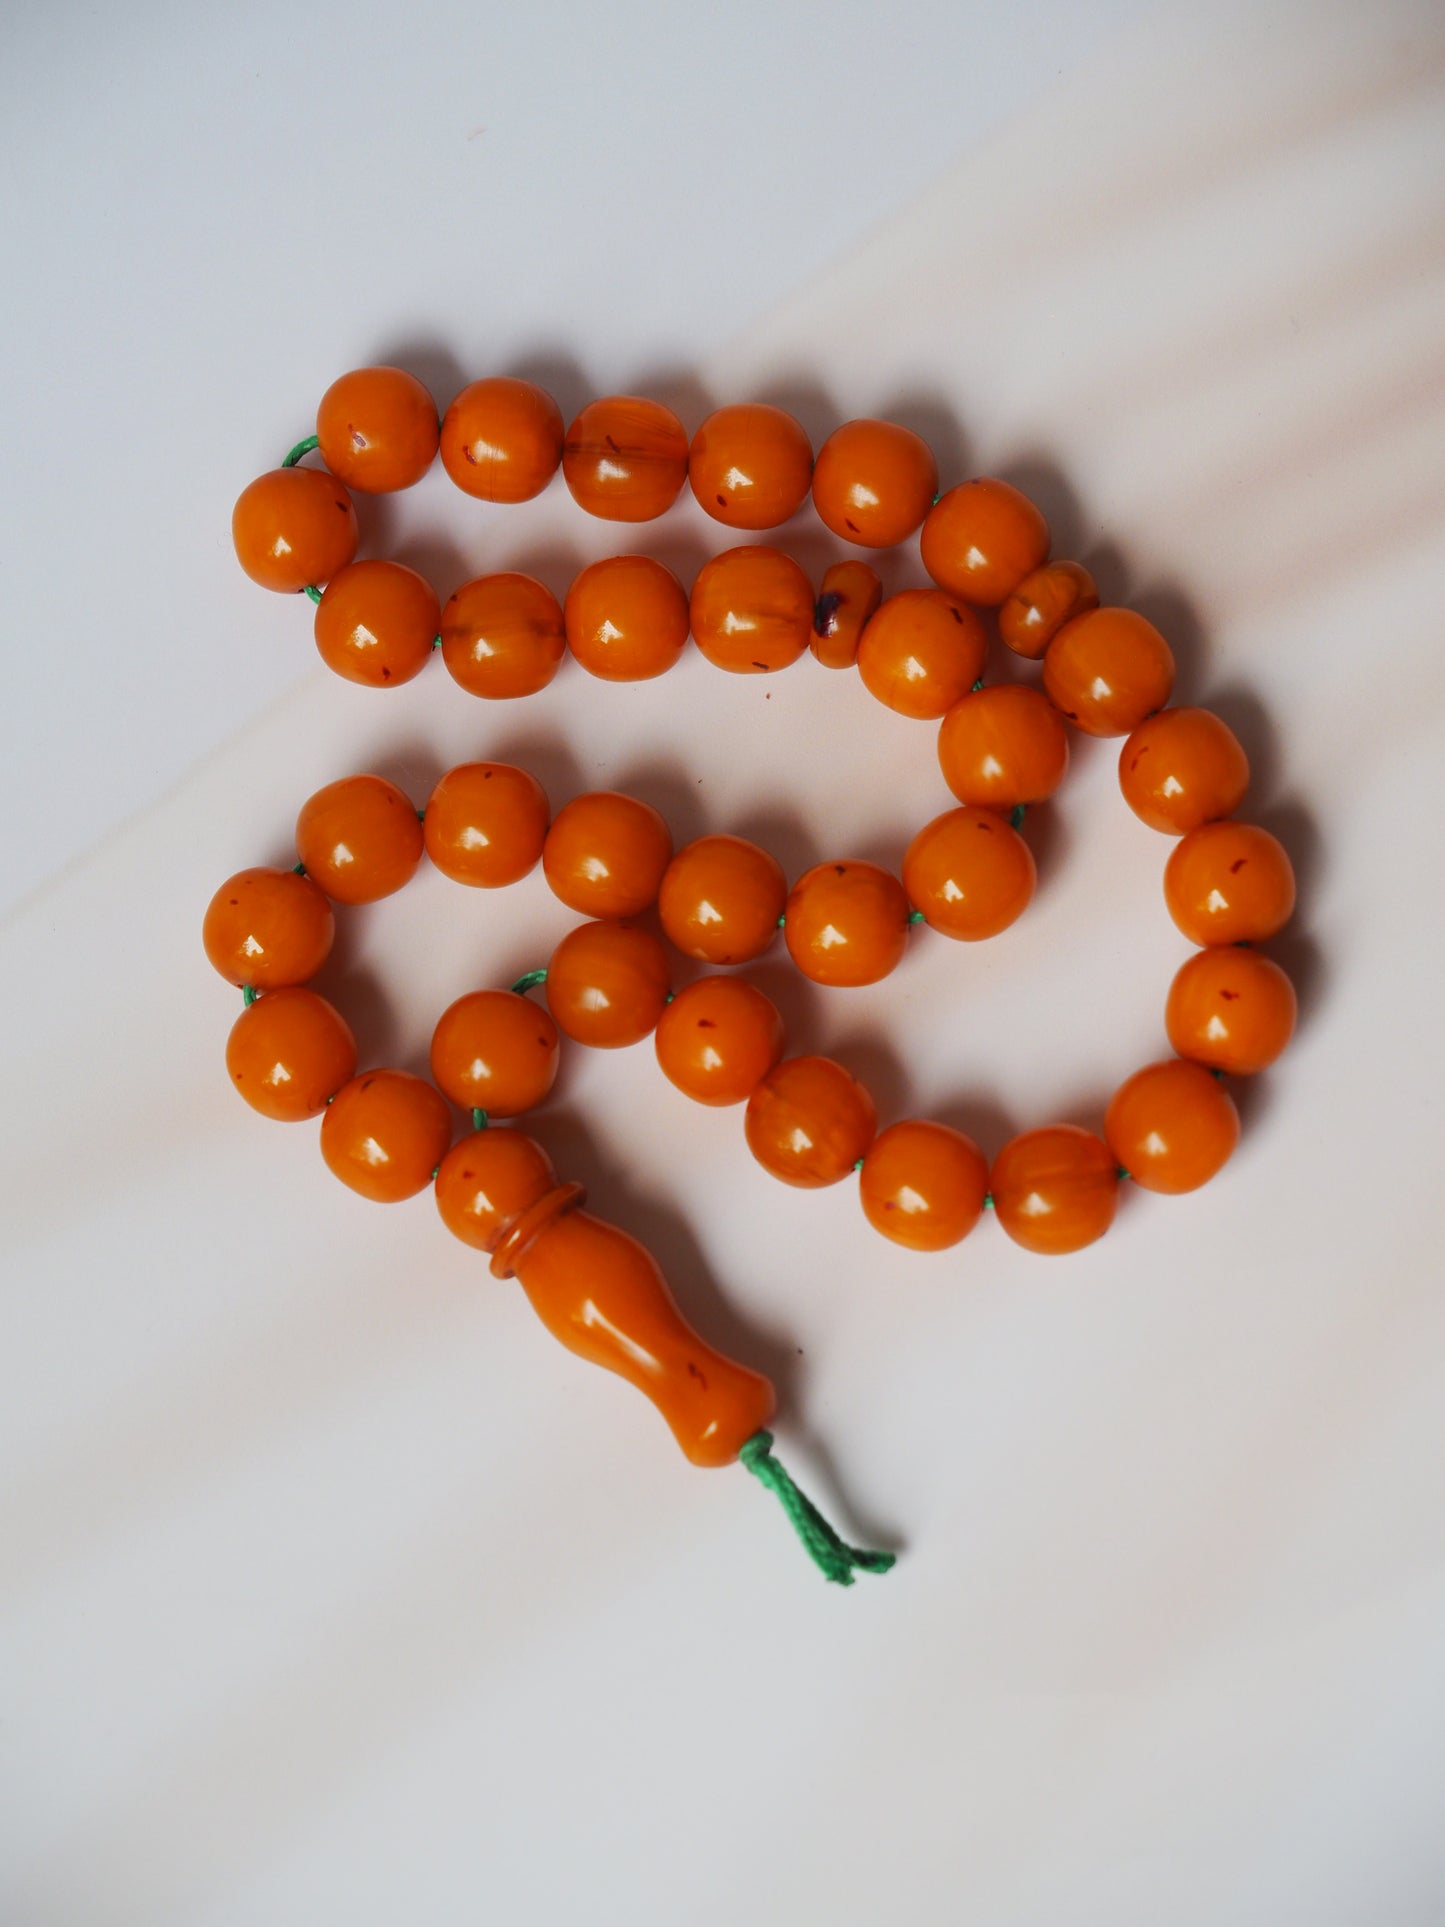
[209,366,1299,1583]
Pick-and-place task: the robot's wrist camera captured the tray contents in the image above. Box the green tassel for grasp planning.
[739,1431,895,1586]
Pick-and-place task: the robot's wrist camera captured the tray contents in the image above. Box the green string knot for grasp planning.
[739,1431,895,1587]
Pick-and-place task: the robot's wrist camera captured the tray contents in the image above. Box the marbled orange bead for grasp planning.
[1105,1058,1240,1194]
[545,922,671,1048]
[563,396,688,521]
[654,976,785,1106]
[920,479,1050,606]
[564,555,690,681]
[203,866,335,988]
[316,366,438,493]
[998,560,1099,659]
[313,559,440,688]
[810,560,883,669]
[225,987,357,1122]
[1119,707,1250,834]
[855,590,988,720]
[690,545,812,673]
[1043,607,1175,737]
[657,834,786,965]
[991,1125,1119,1255]
[744,1056,877,1188]
[440,572,566,699]
[439,377,563,502]
[542,792,673,919]
[295,774,423,904]
[430,989,560,1117]
[320,1070,454,1203]
[902,806,1036,940]
[784,860,911,987]
[434,1128,559,1252]
[811,418,937,549]
[1165,947,1297,1075]
[232,467,358,593]
[936,684,1070,807]
[1163,820,1295,945]
[422,762,549,888]
[859,1120,989,1251]
[688,403,813,529]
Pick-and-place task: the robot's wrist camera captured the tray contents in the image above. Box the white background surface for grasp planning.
[4,2,1445,1923]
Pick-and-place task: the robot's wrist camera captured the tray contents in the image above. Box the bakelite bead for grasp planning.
[811,560,883,669]
[1163,821,1295,945]
[295,774,423,904]
[855,590,988,721]
[811,419,938,549]
[203,866,335,988]
[784,860,911,987]
[320,1070,453,1203]
[542,791,672,919]
[1105,1058,1240,1194]
[545,921,671,1048]
[315,366,438,493]
[690,545,813,674]
[859,1119,989,1251]
[564,555,689,681]
[920,479,1051,607]
[232,467,358,593]
[1043,608,1176,737]
[439,377,563,503]
[313,560,440,688]
[991,1125,1119,1255]
[440,572,566,699]
[903,807,1036,941]
[657,834,786,965]
[1165,947,1297,1074]
[999,560,1099,659]
[936,684,1070,808]
[745,1056,877,1188]
[422,762,549,888]
[435,1127,560,1252]
[654,976,785,1107]
[563,396,688,521]
[226,987,357,1122]
[430,989,560,1117]
[1119,707,1250,835]
[688,403,813,529]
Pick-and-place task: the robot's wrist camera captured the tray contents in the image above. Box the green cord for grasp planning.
[242,985,258,1006]
[908,909,924,924]
[739,1431,895,1586]
[472,1108,488,1132]
[1010,803,1026,831]
[303,584,322,604]
[282,434,319,469]
[511,968,547,997]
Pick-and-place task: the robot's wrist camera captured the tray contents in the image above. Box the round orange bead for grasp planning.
[1105,1058,1240,1195]
[855,590,987,720]
[232,467,358,593]
[320,1070,453,1203]
[542,792,673,919]
[811,560,883,669]
[744,1056,877,1188]
[435,1128,559,1252]
[903,807,1036,940]
[690,545,812,674]
[422,762,549,889]
[859,1120,989,1251]
[654,976,785,1106]
[203,866,335,988]
[440,573,565,699]
[564,555,689,682]
[784,860,911,987]
[430,989,560,1117]
[226,987,356,1122]
[315,366,438,493]
[313,560,439,688]
[545,922,671,1048]
[1119,708,1250,835]
[920,479,1050,606]
[991,1126,1119,1255]
[937,684,1070,808]
[295,774,423,904]
[439,376,563,502]
[688,403,813,529]
[998,560,1099,659]
[1165,947,1297,1075]
[1163,821,1295,945]
[657,834,786,965]
[563,396,688,521]
[1043,608,1175,737]
[811,419,937,549]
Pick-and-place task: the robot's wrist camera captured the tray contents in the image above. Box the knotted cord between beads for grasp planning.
[739,1431,895,1586]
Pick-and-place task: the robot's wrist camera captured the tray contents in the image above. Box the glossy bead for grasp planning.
[295,773,423,904]
[654,976,785,1106]
[439,376,563,502]
[564,554,689,681]
[203,866,334,988]
[422,762,549,888]
[1105,1058,1240,1194]
[811,560,882,669]
[859,1120,989,1251]
[313,560,439,688]
[688,403,813,529]
[1163,821,1296,945]
[855,590,988,720]
[1165,947,1297,1074]
[225,987,356,1122]
[903,806,1036,940]
[657,834,786,965]
[784,860,911,987]
[1119,708,1250,834]
[563,396,688,521]
[1043,607,1175,736]
[811,419,937,548]
[991,1125,1119,1255]
[745,1056,877,1188]
[937,684,1069,808]
[320,1070,453,1203]
[430,989,560,1117]
[545,922,671,1048]
[542,792,672,919]
[999,560,1099,659]
[315,366,438,493]
[440,572,565,699]
[435,1127,559,1252]
[920,479,1050,606]
[690,545,812,674]
[232,467,358,593]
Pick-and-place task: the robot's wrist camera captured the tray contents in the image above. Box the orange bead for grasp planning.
[430,989,560,1117]
[542,792,673,919]
[434,1127,559,1252]
[784,860,911,987]
[313,560,439,688]
[920,479,1050,606]
[440,572,565,699]
[203,866,334,988]
[859,1120,989,1251]
[1165,947,1297,1075]
[1105,1058,1240,1195]
[320,1070,453,1203]
[745,1056,877,1188]
[225,987,356,1122]
[937,684,1070,808]
[1043,607,1175,737]
[1119,708,1250,834]
[545,922,671,1048]
[855,590,987,720]
[423,762,549,888]
[295,773,423,904]
[903,807,1036,940]
[654,976,785,1106]
[998,560,1099,659]
[232,467,358,593]
[439,376,563,502]
[811,560,883,669]
[689,545,812,674]
[564,555,690,681]
[563,396,688,521]
[688,403,813,529]
[1163,821,1296,945]
[811,419,937,548]
[991,1125,1119,1255]
[315,366,438,493]
[657,834,786,965]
